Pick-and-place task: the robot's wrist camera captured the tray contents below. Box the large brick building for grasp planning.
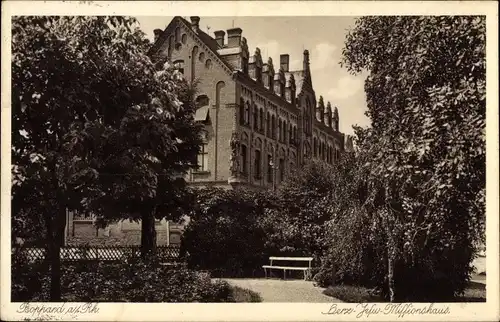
[65,16,350,246]
[151,16,347,190]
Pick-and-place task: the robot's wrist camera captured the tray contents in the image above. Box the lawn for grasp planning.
[323,279,486,303]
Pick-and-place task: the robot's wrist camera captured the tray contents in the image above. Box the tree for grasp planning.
[340,16,486,301]
[12,16,201,300]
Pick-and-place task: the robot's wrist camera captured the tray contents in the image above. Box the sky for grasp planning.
[135,16,370,135]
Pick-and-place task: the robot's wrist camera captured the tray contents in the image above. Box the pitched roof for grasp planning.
[149,17,234,74]
[178,17,221,53]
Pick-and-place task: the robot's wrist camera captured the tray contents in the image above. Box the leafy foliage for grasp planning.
[318,16,486,301]
[12,256,235,302]
[11,16,202,299]
[262,160,338,262]
[181,187,270,277]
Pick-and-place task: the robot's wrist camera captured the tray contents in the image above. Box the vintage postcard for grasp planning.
[1,1,498,321]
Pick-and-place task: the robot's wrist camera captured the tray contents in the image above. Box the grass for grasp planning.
[455,281,486,302]
[323,284,382,302]
[323,280,485,303]
[229,285,262,302]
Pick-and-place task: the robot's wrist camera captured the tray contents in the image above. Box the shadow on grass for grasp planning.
[323,281,485,303]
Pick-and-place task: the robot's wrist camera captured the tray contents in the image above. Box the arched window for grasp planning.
[216,81,225,109]
[283,120,288,143]
[191,46,199,82]
[259,109,264,132]
[267,154,273,183]
[278,119,282,141]
[305,98,312,134]
[266,112,271,137]
[168,36,174,58]
[313,138,317,157]
[239,98,245,125]
[175,27,181,43]
[289,124,293,144]
[253,105,258,130]
[271,115,276,139]
[245,102,251,125]
[304,142,311,159]
[241,144,248,175]
[254,149,262,179]
[279,158,285,182]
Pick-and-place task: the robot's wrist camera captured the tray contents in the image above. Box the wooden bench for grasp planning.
[262,256,313,280]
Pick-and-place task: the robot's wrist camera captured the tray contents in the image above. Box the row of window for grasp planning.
[313,138,341,164]
[195,140,340,178]
[172,56,212,76]
[239,99,298,144]
[240,144,291,184]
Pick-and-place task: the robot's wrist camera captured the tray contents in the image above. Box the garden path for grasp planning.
[221,278,342,303]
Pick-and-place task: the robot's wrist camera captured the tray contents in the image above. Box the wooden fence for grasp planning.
[15,245,181,263]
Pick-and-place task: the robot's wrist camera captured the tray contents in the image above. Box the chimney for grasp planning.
[280,54,290,72]
[214,30,225,47]
[226,27,243,48]
[153,29,162,43]
[303,50,310,70]
[190,16,200,33]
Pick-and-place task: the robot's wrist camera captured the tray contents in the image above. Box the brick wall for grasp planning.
[163,20,236,184]
[67,217,181,247]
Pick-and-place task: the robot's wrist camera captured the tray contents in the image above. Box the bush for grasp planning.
[13,256,235,302]
[11,247,49,302]
[181,187,270,277]
[227,286,262,302]
[318,204,477,301]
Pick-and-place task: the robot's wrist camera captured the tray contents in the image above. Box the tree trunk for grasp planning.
[46,207,67,301]
[383,207,396,303]
[48,241,62,301]
[141,209,157,261]
[387,245,396,302]
[45,217,61,302]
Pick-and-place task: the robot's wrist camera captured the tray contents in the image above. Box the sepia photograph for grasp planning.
[1,1,498,321]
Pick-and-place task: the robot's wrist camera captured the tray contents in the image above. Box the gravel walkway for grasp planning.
[222,278,342,303]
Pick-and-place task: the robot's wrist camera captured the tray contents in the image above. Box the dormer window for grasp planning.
[263,74,269,87]
[274,82,281,96]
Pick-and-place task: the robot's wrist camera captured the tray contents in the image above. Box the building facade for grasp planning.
[65,16,349,246]
[150,16,347,190]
